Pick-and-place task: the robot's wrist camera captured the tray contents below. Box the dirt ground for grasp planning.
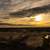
[0,28,49,50]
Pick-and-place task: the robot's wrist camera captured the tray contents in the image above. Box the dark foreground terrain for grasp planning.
[0,28,49,50]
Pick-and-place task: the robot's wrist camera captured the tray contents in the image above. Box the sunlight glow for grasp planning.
[34,15,43,22]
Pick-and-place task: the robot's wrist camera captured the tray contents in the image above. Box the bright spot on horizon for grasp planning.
[34,15,43,22]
